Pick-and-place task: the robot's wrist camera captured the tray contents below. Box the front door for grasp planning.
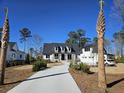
[61,54,65,60]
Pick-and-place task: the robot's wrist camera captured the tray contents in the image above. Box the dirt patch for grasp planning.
[0,65,34,93]
[69,69,124,93]
[13,65,32,70]
[90,63,124,74]
[0,62,63,93]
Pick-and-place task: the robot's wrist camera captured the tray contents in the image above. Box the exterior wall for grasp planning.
[50,54,55,62]
[79,48,108,65]
[5,44,26,62]
[43,55,47,60]
[79,48,95,65]
[17,52,26,60]
[43,54,54,62]
[43,53,77,62]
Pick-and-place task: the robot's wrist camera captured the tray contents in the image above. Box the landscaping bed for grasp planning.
[69,68,124,93]
[0,62,63,93]
[90,63,124,74]
[0,65,34,93]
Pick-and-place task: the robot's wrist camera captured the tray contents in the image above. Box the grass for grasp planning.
[0,65,34,93]
[69,68,124,93]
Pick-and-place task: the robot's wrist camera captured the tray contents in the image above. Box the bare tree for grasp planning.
[113,27,124,57]
[113,0,124,23]
[31,34,42,57]
[111,0,124,57]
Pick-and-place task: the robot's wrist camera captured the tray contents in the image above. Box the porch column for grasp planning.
[65,54,68,61]
[72,54,76,62]
[59,54,61,62]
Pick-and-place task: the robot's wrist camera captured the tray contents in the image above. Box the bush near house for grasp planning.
[32,60,47,72]
[69,62,91,74]
[115,56,124,63]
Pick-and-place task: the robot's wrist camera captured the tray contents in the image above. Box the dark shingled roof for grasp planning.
[0,42,17,48]
[9,42,16,47]
[83,43,107,54]
[43,43,107,55]
[43,43,81,55]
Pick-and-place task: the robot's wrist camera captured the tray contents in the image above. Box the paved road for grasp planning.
[7,63,82,93]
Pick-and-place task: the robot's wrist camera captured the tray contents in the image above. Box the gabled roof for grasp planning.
[83,43,107,54]
[43,43,81,55]
[0,42,17,48]
[9,42,16,47]
[9,42,17,50]
[18,50,26,54]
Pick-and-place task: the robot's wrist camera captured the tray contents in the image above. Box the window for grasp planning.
[46,55,50,58]
[69,48,72,52]
[85,47,90,51]
[12,53,16,58]
[20,55,22,58]
[55,54,58,59]
[68,54,72,60]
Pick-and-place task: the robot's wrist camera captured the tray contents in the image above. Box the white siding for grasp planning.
[5,43,26,62]
[79,48,108,65]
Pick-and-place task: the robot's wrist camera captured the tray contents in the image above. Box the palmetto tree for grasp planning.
[20,28,32,52]
[96,0,107,92]
[0,8,9,85]
[0,28,2,40]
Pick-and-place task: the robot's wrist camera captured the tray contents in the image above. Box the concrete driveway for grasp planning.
[7,63,82,93]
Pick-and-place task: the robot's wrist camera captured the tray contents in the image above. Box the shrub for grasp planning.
[79,63,90,73]
[36,56,43,61]
[33,60,47,72]
[69,62,73,68]
[69,62,90,73]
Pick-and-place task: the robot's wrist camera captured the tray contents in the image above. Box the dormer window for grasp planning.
[85,47,90,51]
[54,47,58,52]
[65,47,67,52]
[68,48,72,52]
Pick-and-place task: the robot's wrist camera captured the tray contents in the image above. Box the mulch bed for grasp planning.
[0,65,34,93]
[69,68,124,93]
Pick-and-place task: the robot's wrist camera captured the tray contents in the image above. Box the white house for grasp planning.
[43,43,115,66]
[42,43,80,62]
[2,42,26,62]
[79,43,115,65]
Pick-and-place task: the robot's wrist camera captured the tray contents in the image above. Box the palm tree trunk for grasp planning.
[96,0,107,92]
[0,8,9,85]
[98,36,107,89]
[0,48,7,85]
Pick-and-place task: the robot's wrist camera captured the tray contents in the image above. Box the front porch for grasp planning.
[52,53,76,62]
